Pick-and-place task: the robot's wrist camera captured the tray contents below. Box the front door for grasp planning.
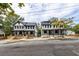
[55,30,59,35]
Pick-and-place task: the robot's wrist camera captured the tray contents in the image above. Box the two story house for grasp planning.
[41,20,67,37]
[0,19,68,38]
[12,21,37,37]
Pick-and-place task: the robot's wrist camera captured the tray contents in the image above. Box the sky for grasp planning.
[12,3,79,24]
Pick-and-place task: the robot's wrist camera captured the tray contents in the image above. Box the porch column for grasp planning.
[16,31,18,35]
[22,31,24,36]
[51,30,53,35]
[28,31,30,35]
[53,30,55,35]
[17,31,18,35]
[47,30,49,35]
[59,29,60,35]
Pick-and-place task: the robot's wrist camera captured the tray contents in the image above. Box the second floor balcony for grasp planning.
[13,25,36,31]
[42,25,65,30]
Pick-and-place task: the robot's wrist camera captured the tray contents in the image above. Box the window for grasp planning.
[50,25,51,28]
[32,26,34,29]
[28,26,29,29]
[45,25,46,28]
[60,25,63,28]
[30,26,32,29]
[30,31,33,34]
[44,30,47,33]
[33,26,34,29]
[55,30,58,33]
[17,26,19,29]
[20,26,21,29]
[53,25,55,28]
[15,26,16,29]
[45,25,49,28]
[26,26,27,29]
[47,25,49,28]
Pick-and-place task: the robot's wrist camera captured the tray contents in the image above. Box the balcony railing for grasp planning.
[42,26,64,29]
[13,28,36,31]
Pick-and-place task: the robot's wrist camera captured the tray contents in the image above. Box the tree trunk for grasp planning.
[4,35,7,39]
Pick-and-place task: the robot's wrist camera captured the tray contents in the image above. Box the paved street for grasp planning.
[0,40,79,56]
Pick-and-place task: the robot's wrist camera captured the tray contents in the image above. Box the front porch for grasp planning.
[41,29,67,38]
[12,31,36,37]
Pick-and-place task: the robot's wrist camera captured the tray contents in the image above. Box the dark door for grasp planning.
[55,30,59,35]
[19,31,22,35]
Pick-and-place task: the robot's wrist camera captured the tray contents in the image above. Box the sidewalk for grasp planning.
[0,36,79,45]
[0,37,50,44]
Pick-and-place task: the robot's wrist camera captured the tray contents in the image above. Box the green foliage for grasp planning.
[2,14,21,35]
[0,3,24,35]
[0,3,14,15]
[73,24,79,34]
[0,3,24,15]
[0,16,4,23]
[18,3,25,8]
[5,14,20,24]
[50,17,73,29]
[0,14,21,36]
[37,28,41,37]
[2,20,12,35]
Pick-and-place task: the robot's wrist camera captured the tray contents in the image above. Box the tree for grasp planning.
[0,3,24,16]
[50,17,73,29]
[2,14,23,38]
[0,3,24,38]
[4,14,20,24]
[73,24,79,34]
[2,20,12,36]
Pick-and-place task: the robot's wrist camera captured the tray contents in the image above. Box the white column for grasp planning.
[47,30,49,35]
[53,30,55,35]
[59,30,60,35]
[17,31,19,35]
[28,31,30,35]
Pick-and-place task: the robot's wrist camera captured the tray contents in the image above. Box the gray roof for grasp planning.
[22,22,37,26]
[12,21,37,27]
[41,21,50,25]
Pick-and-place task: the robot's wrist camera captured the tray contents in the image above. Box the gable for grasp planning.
[14,22,24,26]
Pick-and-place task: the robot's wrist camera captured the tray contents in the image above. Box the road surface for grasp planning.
[0,40,79,56]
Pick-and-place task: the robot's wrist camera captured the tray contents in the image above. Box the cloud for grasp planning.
[12,3,79,24]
